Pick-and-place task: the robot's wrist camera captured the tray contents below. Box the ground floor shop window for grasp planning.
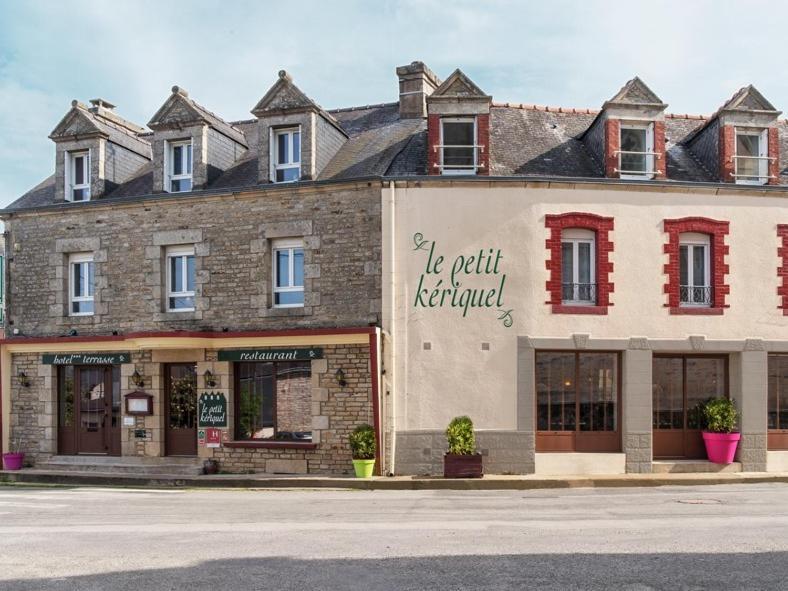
[652,355,728,459]
[535,351,620,452]
[234,361,312,441]
[768,354,788,450]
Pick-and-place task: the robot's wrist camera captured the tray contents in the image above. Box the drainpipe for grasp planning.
[387,180,397,475]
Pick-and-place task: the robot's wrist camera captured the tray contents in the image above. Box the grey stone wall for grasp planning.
[5,183,381,336]
[622,347,653,473]
[8,353,56,465]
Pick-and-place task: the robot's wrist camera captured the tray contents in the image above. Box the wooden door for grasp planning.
[164,363,198,456]
[58,365,120,456]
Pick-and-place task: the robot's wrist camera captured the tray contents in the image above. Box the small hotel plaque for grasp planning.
[42,352,131,365]
[217,348,323,362]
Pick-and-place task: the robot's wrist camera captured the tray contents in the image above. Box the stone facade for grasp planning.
[5,182,381,336]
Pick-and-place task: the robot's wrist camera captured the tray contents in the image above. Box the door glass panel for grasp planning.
[167,365,197,430]
[536,352,575,431]
[578,353,616,432]
[653,357,683,429]
[78,368,104,433]
[686,358,726,429]
[59,366,75,428]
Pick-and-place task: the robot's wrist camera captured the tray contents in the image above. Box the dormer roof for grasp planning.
[251,70,347,137]
[49,100,151,158]
[148,86,248,147]
[720,84,780,114]
[603,76,667,109]
[429,69,491,102]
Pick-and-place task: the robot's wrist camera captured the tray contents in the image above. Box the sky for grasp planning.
[1,0,787,207]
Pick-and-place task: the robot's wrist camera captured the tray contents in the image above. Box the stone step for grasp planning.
[37,455,205,476]
[652,460,742,474]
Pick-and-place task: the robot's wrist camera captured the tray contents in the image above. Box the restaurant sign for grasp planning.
[217,348,323,362]
[42,352,131,365]
[198,392,228,428]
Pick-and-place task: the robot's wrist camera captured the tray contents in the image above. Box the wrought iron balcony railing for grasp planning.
[561,283,596,304]
[680,285,713,306]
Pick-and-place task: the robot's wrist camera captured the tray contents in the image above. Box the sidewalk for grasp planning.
[2,468,788,490]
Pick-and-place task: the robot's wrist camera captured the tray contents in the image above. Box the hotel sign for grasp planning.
[42,352,131,365]
[217,348,323,362]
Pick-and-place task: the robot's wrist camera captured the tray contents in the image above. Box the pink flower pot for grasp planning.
[2,453,24,471]
[702,432,740,464]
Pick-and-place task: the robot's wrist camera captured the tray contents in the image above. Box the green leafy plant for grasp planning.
[702,397,739,433]
[349,424,376,460]
[446,416,476,455]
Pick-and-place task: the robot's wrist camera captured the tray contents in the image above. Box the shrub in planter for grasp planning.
[444,416,483,478]
[349,424,376,478]
[701,397,740,464]
[2,438,24,471]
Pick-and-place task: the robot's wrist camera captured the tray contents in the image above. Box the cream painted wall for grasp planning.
[383,183,788,432]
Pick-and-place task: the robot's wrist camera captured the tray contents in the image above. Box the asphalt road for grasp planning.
[0,483,787,590]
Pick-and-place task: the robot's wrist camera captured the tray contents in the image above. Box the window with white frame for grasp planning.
[69,253,94,315]
[735,129,768,185]
[167,140,193,192]
[166,245,196,311]
[272,128,301,183]
[619,123,655,179]
[679,233,711,306]
[272,239,304,307]
[66,151,91,201]
[561,229,596,304]
[440,117,477,175]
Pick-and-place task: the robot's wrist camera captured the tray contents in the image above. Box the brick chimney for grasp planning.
[396,61,440,119]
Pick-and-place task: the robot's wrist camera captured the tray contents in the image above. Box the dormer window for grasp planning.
[618,123,655,179]
[66,151,90,202]
[734,129,769,185]
[439,117,477,175]
[273,128,301,183]
[167,140,193,192]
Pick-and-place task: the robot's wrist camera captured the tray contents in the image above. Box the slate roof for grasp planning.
[9,94,788,212]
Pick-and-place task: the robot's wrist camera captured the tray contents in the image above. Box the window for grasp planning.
[167,140,193,192]
[234,361,312,441]
[619,123,655,179]
[679,233,711,307]
[535,351,619,452]
[272,239,304,307]
[69,253,94,316]
[735,129,768,185]
[561,229,595,304]
[166,246,195,311]
[66,151,90,201]
[440,117,476,175]
[273,128,301,183]
[768,355,788,450]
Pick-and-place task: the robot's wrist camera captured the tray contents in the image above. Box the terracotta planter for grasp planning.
[702,431,741,464]
[444,453,483,478]
[2,453,24,471]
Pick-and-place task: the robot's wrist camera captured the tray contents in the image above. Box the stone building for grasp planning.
[2,62,788,477]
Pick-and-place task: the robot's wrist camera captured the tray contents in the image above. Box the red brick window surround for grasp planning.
[545,213,614,315]
[663,217,729,315]
[778,225,788,315]
[720,125,780,185]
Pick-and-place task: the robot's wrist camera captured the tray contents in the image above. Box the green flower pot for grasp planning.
[352,459,375,478]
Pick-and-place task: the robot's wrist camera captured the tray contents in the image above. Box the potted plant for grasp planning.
[349,424,376,478]
[701,397,741,464]
[2,438,24,471]
[444,416,483,478]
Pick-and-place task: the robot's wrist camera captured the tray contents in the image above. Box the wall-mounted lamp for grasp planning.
[335,368,347,388]
[17,371,30,388]
[204,369,217,388]
[131,369,144,388]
